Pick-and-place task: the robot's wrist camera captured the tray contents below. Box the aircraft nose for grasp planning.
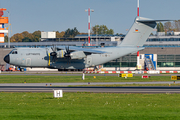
[4,55,10,63]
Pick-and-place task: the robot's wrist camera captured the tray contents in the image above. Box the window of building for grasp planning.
[131,55,137,62]
[157,55,178,67]
[157,62,174,67]
[175,55,180,61]
[122,56,130,62]
[175,62,180,67]
[170,38,174,41]
[129,62,137,67]
[120,62,129,67]
[157,55,166,61]
[102,55,139,68]
[166,55,174,61]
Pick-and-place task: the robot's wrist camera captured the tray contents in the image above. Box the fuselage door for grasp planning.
[26,58,31,66]
[87,57,92,65]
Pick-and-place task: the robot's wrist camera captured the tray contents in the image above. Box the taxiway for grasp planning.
[0,84,180,93]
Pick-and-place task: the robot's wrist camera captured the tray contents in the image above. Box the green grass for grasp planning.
[0,75,173,83]
[0,92,180,119]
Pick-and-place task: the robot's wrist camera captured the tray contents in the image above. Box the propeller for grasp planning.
[64,46,71,58]
[50,45,57,62]
[64,46,71,64]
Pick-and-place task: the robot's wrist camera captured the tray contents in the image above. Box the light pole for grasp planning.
[85,8,94,46]
[136,0,140,69]
[96,24,98,46]
[137,0,139,17]
[7,11,10,48]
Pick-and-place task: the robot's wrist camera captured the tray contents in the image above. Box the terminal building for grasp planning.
[1,32,180,71]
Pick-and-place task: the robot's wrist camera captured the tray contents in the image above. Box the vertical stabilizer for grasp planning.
[119,17,157,47]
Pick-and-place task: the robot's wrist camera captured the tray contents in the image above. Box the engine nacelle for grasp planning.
[56,50,66,58]
[70,51,86,59]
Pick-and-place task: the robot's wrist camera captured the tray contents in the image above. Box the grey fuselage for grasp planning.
[5,46,144,70]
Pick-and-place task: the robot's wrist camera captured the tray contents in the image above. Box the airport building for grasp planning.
[0,8,8,43]
[1,32,180,71]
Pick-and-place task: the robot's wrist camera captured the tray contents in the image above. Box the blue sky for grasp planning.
[0,0,180,36]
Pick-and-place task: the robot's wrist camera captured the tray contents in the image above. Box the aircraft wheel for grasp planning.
[20,68,24,72]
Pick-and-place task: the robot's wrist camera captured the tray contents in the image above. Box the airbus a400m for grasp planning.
[4,17,168,71]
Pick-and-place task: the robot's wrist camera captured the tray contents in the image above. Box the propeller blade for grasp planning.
[64,46,70,57]
[51,45,57,52]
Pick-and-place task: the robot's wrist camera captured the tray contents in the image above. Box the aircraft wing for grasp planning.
[56,46,107,54]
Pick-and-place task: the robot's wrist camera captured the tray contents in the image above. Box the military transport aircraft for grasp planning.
[3,17,169,71]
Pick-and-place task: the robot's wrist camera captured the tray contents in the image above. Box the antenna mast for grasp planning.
[137,0,141,70]
[137,0,139,16]
[85,8,94,46]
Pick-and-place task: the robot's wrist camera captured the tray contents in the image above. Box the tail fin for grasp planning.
[119,17,162,47]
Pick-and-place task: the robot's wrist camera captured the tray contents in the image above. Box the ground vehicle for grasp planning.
[0,65,5,71]
[7,67,15,71]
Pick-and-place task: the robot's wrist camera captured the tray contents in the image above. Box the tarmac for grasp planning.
[0,85,180,93]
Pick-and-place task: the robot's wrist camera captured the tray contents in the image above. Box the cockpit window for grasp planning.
[11,50,18,54]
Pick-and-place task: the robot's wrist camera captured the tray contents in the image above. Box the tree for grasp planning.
[92,25,114,35]
[4,35,8,42]
[22,31,34,42]
[22,37,32,42]
[64,27,79,38]
[173,20,180,32]
[101,25,108,34]
[73,27,79,36]
[10,33,24,42]
[22,31,30,38]
[32,30,41,42]
[10,30,41,42]
[56,31,65,38]
[157,22,164,32]
[115,33,123,36]
[92,25,99,34]
[64,28,71,37]
[164,21,172,32]
[107,29,114,35]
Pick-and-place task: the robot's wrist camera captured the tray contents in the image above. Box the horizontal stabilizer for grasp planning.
[137,19,172,23]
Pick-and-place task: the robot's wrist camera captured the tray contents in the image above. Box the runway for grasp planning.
[0,85,180,93]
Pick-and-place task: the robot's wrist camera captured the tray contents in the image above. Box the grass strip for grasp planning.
[0,92,180,119]
[0,75,173,83]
